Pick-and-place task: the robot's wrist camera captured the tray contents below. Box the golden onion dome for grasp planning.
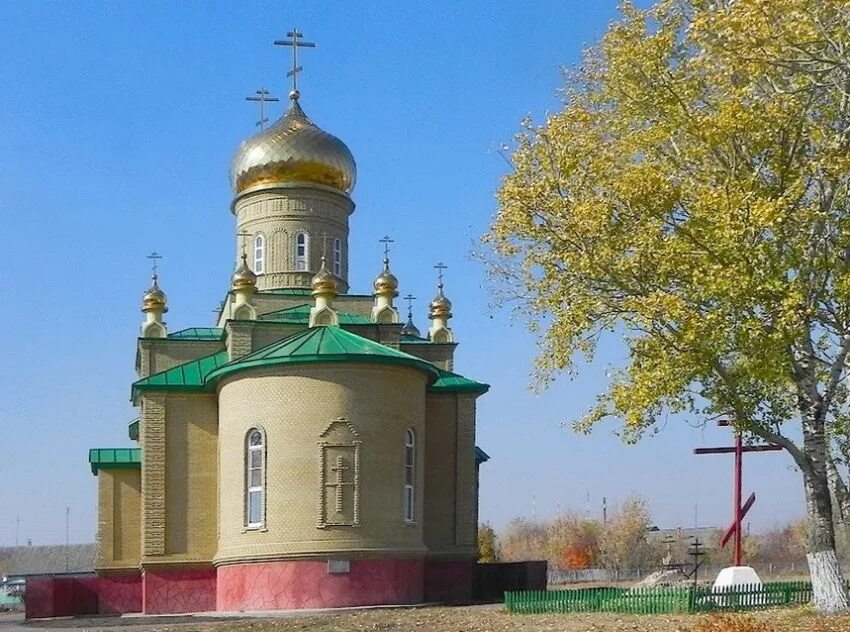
[428,288,452,319]
[373,258,399,296]
[311,257,338,295]
[232,254,257,290]
[142,275,168,312]
[230,93,357,195]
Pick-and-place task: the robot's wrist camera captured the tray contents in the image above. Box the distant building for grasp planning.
[0,544,96,580]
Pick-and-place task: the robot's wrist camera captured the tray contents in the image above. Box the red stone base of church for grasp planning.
[217,559,433,611]
[142,567,217,614]
[26,559,481,618]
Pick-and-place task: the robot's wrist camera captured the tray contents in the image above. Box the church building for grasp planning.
[86,33,490,615]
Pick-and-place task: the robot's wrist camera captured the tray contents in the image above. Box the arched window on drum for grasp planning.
[403,429,415,523]
[246,428,266,528]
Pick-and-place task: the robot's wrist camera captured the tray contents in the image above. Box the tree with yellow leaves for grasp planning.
[485,0,850,612]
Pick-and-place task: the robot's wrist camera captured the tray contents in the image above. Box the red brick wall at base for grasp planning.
[25,573,141,619]
[142,567,217,614]
[217,559,425,611]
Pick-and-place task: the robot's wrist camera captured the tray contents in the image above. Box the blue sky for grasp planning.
[0,1,803,548]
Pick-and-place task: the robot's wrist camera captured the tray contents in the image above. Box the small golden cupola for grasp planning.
[230,90,357,196]
[372,236,400,324]
[428,262,454,343]
[309,255,339,327]
[141,253,168,338]
[231,253,258,320]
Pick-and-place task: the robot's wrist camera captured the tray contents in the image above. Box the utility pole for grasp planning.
[65,507,70,573]
[15,516,19,547]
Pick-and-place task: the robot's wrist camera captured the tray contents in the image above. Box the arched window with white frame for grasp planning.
[245,428,265,528]
[403,428,416,523]
[253,234,265,274]
[295,232,309,271]
[333,238,342,276]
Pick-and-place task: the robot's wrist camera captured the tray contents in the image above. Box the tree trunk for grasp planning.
[803,459,850,612]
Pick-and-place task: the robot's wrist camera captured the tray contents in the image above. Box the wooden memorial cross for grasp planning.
[694,419,782,566]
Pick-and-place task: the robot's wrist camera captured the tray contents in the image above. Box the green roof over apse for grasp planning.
[258,304,373,325]
[128,418,139,441]
[89,448,141,475]
[206,326,441,384]
[430,369,490,395]
[167,327,224,341]
[132,350,229,399]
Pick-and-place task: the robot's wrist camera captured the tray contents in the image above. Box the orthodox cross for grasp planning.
[274,28,316,96]
[693,419,782,566]
[379,235,394,258]
[434,262,448,290]
[147,252,163,278]
[237,230,251,258]
[329,455,351,515]
[245,88,280,131]
[404,293,416,319]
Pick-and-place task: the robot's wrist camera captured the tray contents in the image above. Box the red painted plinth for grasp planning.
[93,573,143,614]
[424,560,474,604]
[25,573,141,619]
[142,567,216,614]
[217,559,424,611]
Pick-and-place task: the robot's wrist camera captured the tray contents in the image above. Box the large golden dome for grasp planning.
[230,93,356,195]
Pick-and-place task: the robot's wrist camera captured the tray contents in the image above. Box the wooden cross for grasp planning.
[694,419,782,566]
[329,455,351,515]
[147,252,163,277]
[274,28,316,96]
[245,87,280,131]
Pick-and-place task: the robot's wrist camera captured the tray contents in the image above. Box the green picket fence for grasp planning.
[505,580,836,615]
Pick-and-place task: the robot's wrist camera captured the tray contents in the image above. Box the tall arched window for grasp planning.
[253,234,265,274]
[403,429,415,523]
[246,428,265,528]
[295,232,309,271]
[333,238,342,276]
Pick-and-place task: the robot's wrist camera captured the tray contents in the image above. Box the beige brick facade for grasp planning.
[215,364,429,565]
[96,468,141,572]
[233,185,354,293]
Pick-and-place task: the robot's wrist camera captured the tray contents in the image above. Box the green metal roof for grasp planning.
[400,334,430,344]
[89,448,141,475]
[256,288,313,296]
[167,327,224,341]
[475,446,490,464]
[207,326,441,384]
[258,304,373,325]
[128,418,139,441]
[132,350,229,398]
[430,369,490,394]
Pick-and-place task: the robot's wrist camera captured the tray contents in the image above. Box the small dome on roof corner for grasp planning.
[373,261,399,296]
[311,259,338,294]
[400,318,421,338]
[230,94,357,196]
[232,255,257,289]
[142,275,168,312]
[428,291,452,319]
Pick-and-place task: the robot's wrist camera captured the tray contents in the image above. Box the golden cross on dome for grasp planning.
[245,88,280,131]
[237,230,251,257]
[147,252,163,277]
[379,235,394,260]
[404,293,416,318]
[274,28,316,98]
[434,262,448,290]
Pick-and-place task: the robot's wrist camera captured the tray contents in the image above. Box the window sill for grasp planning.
[242,526,268,533]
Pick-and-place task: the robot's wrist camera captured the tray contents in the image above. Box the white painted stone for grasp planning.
[713,565,763,589]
